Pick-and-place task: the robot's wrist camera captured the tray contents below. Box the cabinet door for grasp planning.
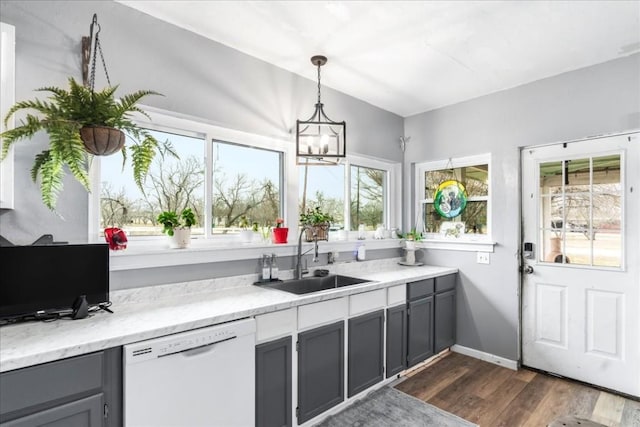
[407,295,434,367]
[386,304,407,378]
[297,321,344,424]
[348,310,384,397]
[0,348,121,427]
[255,336,292,427]
[435,289,456,353]
[1,394,103,427]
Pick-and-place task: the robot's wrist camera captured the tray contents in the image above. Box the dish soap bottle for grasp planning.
[270,253,279,280]
[262,254,271,282]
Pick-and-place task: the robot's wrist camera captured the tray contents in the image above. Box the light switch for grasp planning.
[477,252,490,264]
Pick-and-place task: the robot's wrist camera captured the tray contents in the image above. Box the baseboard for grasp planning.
[451,344,518,370]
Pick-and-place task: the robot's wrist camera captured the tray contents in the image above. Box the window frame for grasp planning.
[415,153,495,252]
[89,106,402,264]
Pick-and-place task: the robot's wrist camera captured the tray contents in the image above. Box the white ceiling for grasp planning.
[117,0,640,117]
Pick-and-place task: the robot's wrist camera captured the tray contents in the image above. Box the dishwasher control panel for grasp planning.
[124,318,256,364]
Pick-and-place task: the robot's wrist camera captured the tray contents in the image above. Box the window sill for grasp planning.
[109,238,404,271]
[416,238,496,252]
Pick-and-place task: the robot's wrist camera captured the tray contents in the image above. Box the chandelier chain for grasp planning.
[316,62,322,104]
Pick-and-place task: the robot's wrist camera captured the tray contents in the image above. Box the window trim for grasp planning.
[415,153,495,250]
[89,106,402,266]
[0,22,16,209]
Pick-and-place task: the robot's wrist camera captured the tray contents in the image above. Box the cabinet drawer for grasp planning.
[435,274,456,292]
[387,284,406,306]
[349,289,386,316]
[255,308,297,343]
[298,297,347,331]
[0,352,104,416]
[407,278,434,300]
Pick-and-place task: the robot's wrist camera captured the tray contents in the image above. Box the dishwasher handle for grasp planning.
[158,335,237,358]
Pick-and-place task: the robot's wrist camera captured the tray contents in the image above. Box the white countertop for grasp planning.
[0,259,457,372]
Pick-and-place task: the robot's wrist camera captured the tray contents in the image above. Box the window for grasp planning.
[212,141,282,235]
[100,129,205,237]
[416,154,491,240]
[299,163,345,229]
[91,107,401,252]
[299,155,395,234]
[93,108,288,244]
[350,165,386,231]
[538,154,622,267]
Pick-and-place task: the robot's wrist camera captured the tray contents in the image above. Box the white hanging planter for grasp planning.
[169,227,191,249]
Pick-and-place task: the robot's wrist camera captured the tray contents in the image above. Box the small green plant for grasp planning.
[299,206,334,226]
[239,215,250,229]
[157,208,196,236]
[401,228,423,241]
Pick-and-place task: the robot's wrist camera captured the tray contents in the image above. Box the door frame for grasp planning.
[518,129,639,396]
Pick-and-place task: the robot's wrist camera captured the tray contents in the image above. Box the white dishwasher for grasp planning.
[123,317,256,427]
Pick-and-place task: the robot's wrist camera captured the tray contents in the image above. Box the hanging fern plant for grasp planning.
[0,77,176,211]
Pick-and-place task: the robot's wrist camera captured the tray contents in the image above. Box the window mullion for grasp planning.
[344,159,351,232]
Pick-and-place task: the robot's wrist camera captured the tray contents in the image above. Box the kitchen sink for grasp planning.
[257,274,371,295]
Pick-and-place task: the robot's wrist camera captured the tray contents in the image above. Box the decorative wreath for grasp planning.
[433,180,468,218]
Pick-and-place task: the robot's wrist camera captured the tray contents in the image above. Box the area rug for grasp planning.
[313,385,478,427]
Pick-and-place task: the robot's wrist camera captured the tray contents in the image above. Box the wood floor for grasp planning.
[395,351,640,427]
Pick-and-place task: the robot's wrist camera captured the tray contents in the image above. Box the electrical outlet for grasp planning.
[477,252,490,264]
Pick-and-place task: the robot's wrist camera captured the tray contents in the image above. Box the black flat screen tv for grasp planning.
[0,243,110,322]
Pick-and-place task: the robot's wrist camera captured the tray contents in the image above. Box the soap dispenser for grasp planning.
[270,253,279,280]
[262,254,271,282]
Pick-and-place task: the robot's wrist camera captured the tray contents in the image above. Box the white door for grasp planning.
[521,132,639,398]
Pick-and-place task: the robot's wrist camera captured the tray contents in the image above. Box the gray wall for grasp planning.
[0,0,403,245]
[404,53,640,361]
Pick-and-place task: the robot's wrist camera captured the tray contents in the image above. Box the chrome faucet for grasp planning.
[295,226,320,279]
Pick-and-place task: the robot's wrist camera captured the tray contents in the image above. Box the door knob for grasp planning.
[523,265,534,274]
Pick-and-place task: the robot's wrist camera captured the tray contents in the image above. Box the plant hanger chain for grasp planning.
[88,13,111,93]
[445,157,461,183]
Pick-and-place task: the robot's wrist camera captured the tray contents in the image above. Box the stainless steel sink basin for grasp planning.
[258,274,370,295]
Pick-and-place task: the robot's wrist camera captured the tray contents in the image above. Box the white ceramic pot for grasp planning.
[238,230,255,243]
[169,227,191,249]
[404,240,416,250]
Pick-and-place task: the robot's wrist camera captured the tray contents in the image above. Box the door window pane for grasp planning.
[538,155,621,267]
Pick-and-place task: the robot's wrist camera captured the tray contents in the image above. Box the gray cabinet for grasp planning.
[1,395,103,427]
[255,336,292,427]
[407,293,434,367]
[406,274,457,367]
[0,348,121,427]
[347,310,384,397]
[435,289,456,353]
[297,321,344,424]
[434,273,457,353]
[385,304,407,378]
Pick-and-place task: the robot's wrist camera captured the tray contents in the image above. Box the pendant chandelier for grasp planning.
[296,55,346,166]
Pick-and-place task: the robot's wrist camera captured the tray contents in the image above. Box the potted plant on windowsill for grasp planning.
[401,228,423,250]
[300,207,334,242]
[157,208,196,249]
[237,216,256,243]
[272,218,288,244]
[0,77,176,211]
